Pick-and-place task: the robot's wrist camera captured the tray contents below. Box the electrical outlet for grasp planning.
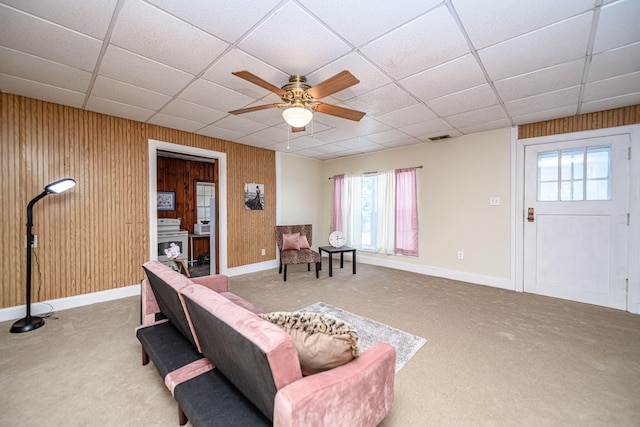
[489,197,501,206]
[261,248,266,256]
[24,235,38,248]
[457,251,464,260]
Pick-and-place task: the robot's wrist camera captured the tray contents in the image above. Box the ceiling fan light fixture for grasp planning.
[282,106,313,127]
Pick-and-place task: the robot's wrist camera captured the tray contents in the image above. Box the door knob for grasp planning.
[527,207,534,222]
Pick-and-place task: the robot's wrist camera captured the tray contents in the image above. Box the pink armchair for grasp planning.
[274,224,321,282]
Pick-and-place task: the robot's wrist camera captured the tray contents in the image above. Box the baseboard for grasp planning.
[321,252,514,290]
[0,258,512,323]
[226,259,279,277]
[0,284,141,323]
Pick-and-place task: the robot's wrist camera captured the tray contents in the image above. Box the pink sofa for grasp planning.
[137,261,396,426]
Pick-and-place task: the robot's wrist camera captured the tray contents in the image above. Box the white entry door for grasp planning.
[524,134,630,309]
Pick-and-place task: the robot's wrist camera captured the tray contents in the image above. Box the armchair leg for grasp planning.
[307,263,311,271]
[283,265,287,282]
[315,262,320,279]
[279,261,283,274]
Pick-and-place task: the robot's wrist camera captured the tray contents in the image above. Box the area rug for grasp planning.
[299,302,426,373]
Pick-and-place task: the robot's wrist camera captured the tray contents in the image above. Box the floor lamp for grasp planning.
[10,178,76,334]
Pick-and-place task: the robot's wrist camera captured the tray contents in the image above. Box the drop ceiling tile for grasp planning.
[196,125,245,142]
[2,0,118,39]
[300,0,442,47]
[178,78,255,112]
[378,137,422,149]
[588,42,640,83]
[111,0,229,75]
[92,76,171,110]
[100,45,193,95]
[312,128,357,143]
[512,105,579,125]
[161,99,227,124]
[0,4,102,71]
[580,92,640,114]
[452,0,595,49]
[236,134,278,148]
[146,0,281,43]
[86,96,154,122]
[457,118,512,135]
[307,53,393,102]
[427,84,498,117]
[478,12,592,81]
[505,86,581,117]
[494,59,585,101]
[0,73,85,107]
[238,2,351,75]
[592,0,640,53]
[312,115,391,136]
[400,118,456,138]
[342,83,417,117]
[311,143,350,154]
[202,49,289,99]
[148,113,206,133]
[335,137,380,150]
[291,148,328,160]
[0,47,91,92]
[364,129,414,144]
[375,104,438,128]
[361,4,469,80]
[444,104,508,129]
[582,72,640,102]
[399,54,487,102]
[210,114,269,134]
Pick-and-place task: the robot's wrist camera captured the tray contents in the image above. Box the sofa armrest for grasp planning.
[273,342,396,427]
[189,274,229,293]
[141,279,161,326]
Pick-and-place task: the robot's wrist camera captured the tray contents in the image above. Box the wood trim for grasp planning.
[518,105,640,139]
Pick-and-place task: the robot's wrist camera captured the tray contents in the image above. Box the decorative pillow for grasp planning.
[283,232,300,250]
[299,235,310,249]
[259,311,360,375]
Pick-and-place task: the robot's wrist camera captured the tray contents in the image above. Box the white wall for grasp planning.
[316,128,512,284]
[278,153,325,246]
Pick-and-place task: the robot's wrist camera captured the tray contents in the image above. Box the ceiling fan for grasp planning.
[228,70,366,132]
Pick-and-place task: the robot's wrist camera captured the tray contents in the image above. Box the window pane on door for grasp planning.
[586,146,611,201]
[560,148,584,201]
[538,151,559,201]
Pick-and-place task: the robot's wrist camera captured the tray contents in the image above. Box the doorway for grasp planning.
[148,139,228,275]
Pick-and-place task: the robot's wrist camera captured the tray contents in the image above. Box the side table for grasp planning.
[318,246,357,277]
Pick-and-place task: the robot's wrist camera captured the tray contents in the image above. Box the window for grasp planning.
[196,182,215,222]
[332,168,418,256]
[537,145,611,202]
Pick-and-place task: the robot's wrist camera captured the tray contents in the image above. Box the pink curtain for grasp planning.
[331,174,344,233]
[395,168,418,256]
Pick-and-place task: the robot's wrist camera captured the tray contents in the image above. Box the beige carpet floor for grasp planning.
[1,261,639,426]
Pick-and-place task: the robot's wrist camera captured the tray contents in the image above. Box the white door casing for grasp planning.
[523,134,630,310]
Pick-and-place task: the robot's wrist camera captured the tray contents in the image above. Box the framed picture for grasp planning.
[245,183,264,210]
[157,191,175,211]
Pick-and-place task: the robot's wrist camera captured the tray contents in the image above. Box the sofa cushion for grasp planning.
[180,285,302,421]
[259,311,360,375]
[283,232,300,250]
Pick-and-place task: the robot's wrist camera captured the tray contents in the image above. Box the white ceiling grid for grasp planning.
[0,0,638,160]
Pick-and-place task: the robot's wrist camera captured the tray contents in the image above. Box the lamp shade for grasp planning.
[282,107,313,128]
[45,178,76,194]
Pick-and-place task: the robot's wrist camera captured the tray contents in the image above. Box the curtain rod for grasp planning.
[328,165,422,179]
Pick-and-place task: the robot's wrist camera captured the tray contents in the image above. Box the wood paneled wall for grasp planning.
[0,93,276,309]
[518,105,640,139]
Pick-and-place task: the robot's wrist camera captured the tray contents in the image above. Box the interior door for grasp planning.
[524,134,630,309]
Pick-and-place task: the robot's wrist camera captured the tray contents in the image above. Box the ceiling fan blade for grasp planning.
[315,103,366,122]
[232,71,287,96]
[228,103,281,115]
[291,126,305,133]
[307,70,360,99]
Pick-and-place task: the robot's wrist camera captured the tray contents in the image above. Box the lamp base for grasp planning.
[10,316,45,333]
